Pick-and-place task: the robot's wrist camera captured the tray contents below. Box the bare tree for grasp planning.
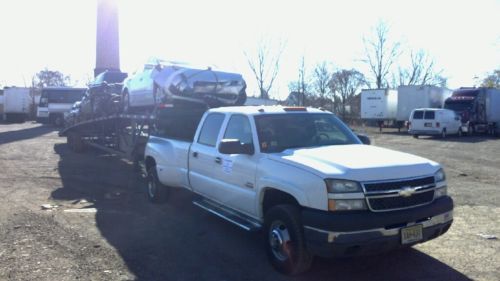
[245,39,285,99]
[363,21,400,88]
[311,61,332,107]
[330,69,366,118]
[34,68,71,88]
[288,56,310,106]
[397,49,446,86]
[481,69,500,88]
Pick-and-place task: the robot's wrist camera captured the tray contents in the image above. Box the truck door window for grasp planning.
[424,111,435,120]
[223,115,253,145]
[197,113,225,147]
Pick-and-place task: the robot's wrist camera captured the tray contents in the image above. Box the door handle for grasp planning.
[215,157,222,164]
[192,151,198,158]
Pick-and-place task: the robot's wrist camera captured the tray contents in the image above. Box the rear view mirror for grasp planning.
[357,134,371,145]
[219,139,254,155]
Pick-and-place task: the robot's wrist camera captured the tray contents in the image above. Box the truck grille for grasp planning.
[364,176,435,193]
[367,190,435,211]
[363,176,437,211]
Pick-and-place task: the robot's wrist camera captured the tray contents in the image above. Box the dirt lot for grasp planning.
[0,122,498,281]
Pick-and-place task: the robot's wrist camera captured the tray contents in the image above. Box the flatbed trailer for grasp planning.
[59,113,156,168]
[59,104,208,170]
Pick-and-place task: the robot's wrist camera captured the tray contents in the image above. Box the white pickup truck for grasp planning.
[144,106,453,275]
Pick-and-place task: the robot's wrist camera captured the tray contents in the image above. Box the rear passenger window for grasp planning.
[198,113,225,147]
[424,111,435,120]
[413,111,424,119]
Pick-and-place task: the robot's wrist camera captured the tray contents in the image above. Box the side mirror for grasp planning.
[219,139,254,155]
[357,134,371,145]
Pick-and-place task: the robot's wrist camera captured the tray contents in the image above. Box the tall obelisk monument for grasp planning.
[95,0,120,77]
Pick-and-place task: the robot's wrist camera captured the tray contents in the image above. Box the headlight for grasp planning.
[328,199,367,211]
[434,169,446,183]
[325,179,362,193]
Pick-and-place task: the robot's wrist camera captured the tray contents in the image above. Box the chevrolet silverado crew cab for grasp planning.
[144,106,453,275]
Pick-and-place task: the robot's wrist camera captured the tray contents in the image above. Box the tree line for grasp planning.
[245,21,497,119]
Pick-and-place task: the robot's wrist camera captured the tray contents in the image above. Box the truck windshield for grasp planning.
[254,113,360,153]
[444,101,472,112]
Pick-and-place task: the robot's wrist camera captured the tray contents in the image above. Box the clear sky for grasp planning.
[0,0,498,99]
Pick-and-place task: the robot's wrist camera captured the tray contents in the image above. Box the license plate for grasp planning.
[424,122,432,127]
[401,224,423,244]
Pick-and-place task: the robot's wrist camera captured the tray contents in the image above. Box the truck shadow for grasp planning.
[51,143,472,281]
[0,123,56,145]
[413,135,495,143]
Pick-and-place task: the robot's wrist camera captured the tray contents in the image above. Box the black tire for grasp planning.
[54,115,63,127]
[467,124,474,136]
[146,167,169,204]
[67,132,85,153]
[413,135,418,139]
[264,205,313,275]
[122,90,130,113]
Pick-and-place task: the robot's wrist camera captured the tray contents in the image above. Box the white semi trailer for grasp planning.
[396,85,452,129]
[2,87,31,123]
[360,89,397,131]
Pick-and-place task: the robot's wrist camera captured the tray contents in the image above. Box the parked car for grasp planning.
[122,59,247,111]
[408,108,463,138]
[63,101,82,127]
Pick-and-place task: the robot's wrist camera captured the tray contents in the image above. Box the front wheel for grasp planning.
[264,205,313,275]
[122,91,130,113]
[146,167,169,203]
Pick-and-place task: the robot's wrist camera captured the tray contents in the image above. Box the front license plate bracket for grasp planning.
[401,224,423,245]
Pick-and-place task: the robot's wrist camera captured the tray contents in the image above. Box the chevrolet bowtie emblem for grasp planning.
[399,186,416,197]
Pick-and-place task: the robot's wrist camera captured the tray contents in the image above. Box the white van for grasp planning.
[408,108,463,138]
[37,87,86,126]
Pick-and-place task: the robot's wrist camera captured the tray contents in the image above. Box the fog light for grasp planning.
[434,186,447,199]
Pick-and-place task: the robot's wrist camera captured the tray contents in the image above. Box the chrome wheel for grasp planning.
[269,220,292,262]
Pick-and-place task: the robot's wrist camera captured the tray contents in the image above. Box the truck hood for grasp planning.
[267,144,439,181]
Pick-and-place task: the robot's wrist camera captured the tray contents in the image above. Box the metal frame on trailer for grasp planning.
[59,113,155,163]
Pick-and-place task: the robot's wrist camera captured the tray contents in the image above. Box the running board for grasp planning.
[193,198,262,232]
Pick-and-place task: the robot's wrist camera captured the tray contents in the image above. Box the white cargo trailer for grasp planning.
[481,88,500,135]
[396,85,452,125]
[3,87,31,123]
[361,89,397,120]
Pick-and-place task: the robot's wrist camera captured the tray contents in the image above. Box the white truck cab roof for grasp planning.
[208,106,328,116]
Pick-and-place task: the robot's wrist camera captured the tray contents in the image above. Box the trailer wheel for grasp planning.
[67,132,85,153]
[264,205,313,275]
[441,129,447,139]
[122,90,130,113]
[54,115,64,127]
[146,167,169,204]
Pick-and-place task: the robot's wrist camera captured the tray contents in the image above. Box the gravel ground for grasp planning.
[0,122,498,281]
